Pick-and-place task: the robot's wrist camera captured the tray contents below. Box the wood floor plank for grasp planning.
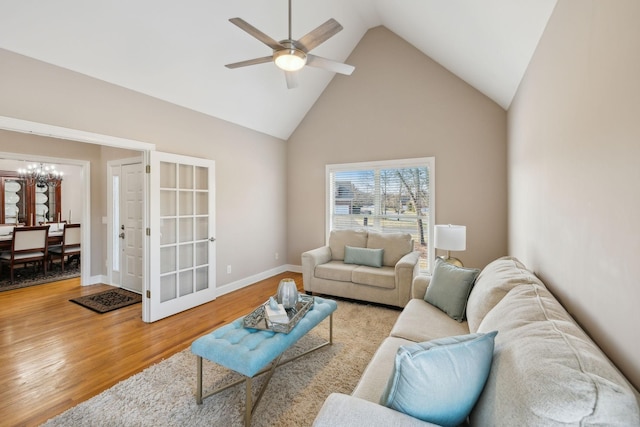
[0,272,303,426]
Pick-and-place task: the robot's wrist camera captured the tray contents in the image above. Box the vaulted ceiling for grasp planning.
[0,0,557,140]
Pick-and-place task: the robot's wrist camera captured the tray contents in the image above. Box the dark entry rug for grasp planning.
[70,288,142,313]
[0,262,81,292]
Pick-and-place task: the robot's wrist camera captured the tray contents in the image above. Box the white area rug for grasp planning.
[42,300,400,427]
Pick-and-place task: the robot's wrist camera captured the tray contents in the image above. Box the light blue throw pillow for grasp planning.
[380,331,498,427]
[343,245,384,268]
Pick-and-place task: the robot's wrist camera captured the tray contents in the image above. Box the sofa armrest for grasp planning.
[395,251,420,307]
[313,393,439,427]
[301,246,332,292]
[411,275,432,299]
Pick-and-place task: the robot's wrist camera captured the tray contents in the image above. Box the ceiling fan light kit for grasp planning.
[274,47,307,72]
[226,0,354,88]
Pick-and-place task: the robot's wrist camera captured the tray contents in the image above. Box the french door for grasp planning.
[146,152,216,322]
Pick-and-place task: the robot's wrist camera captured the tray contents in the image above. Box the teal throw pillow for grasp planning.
[425,258,480,322]
[343,245,384,268]
[380,331,498,427]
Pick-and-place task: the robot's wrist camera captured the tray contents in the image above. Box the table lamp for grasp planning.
[434,224,466,267]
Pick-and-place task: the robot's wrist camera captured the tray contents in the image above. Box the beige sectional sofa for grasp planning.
[313,256,640,426]
[301,229,420,308]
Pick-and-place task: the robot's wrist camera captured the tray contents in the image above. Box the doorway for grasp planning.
[0,153,89,286]
[108,158,144,293]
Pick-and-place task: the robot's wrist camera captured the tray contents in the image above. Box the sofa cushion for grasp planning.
[424,259,480,322]
[328,229,368,261]
[380,332,497,427]
[315,261,359,282]
[313,393,440,427]
[367,231,412,267]
[353,336,414,403]
[473,283,640,426]
[344,246,384,268]
[390,299,469,343]
[466,256,544,332]
[352,266,396,289]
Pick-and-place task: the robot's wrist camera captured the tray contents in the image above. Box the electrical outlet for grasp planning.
[275,252,279,260]
[226,265,231,274]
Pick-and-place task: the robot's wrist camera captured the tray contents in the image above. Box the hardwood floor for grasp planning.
[0,272,303,427]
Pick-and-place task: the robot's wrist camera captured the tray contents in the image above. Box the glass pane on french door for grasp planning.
[147,152,216,322]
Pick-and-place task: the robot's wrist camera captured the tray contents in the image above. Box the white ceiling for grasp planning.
[0,0,557,140]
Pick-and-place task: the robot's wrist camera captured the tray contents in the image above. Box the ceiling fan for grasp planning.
[225,0,355,89]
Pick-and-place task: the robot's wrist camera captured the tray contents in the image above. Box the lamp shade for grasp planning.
[434,224,466,251]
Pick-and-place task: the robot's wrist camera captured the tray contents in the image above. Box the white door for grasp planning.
[109,161,143,293]
[146,152,216,322]
[121,163,144,293]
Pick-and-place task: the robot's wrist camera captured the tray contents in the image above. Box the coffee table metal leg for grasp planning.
[196,356,203,404]
[329,312,333,344]
[252,353,283,412]
[245,378,252,427]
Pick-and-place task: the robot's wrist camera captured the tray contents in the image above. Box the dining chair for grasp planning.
[0,225,50,283]
[48,223,81,272]
[40,220,67,226]
[41,221,67,233]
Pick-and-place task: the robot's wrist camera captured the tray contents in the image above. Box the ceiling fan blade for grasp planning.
[284,71,299,89]
[306,54,355,75]
[296,18,343,52]
[225,56,273,69]
[229,18,284,51]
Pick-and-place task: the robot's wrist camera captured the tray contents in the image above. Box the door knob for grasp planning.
[209,237,216,242]
[119,232,125,239]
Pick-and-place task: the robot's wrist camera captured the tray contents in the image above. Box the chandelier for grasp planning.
[17,163,64,188]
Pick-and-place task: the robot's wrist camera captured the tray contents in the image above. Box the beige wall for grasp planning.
[508,0,640,389]
[287,26,508,270]
[0,48,287,287]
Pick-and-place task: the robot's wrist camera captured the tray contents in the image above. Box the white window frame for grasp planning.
[326,157,435,273]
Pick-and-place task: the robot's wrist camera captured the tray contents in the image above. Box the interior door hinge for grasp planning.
[145,164,151,173]
[146,290,151,299]
[146,228,150,236]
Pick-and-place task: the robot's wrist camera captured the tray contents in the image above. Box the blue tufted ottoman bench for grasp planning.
[191,296,337,426]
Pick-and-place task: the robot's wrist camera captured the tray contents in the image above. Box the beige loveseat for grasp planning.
[301,229,420,308]
[313,256,640,426]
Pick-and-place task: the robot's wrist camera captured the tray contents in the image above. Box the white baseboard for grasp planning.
[87,274,108,286]
[215,264,302,297]
[287,264,302,273]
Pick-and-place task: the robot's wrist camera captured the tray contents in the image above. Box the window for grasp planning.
[326,157,435,272]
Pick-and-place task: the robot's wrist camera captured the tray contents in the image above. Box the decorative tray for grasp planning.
[243,294,314,334]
